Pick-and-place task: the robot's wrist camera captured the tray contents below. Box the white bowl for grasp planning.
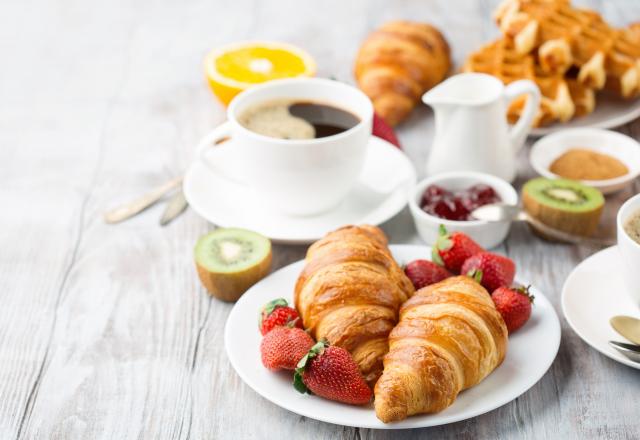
[530,128,640,195]
[409,171,518,249]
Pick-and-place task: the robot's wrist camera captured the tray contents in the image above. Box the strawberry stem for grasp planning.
[431,247,444,266]
[517,285,535,303]
[293,340,328,395]
[293,371,308,394]
[468,269,483,284]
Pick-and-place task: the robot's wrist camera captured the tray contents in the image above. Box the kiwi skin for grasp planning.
[522,181,604,238]
[196,250,272,302]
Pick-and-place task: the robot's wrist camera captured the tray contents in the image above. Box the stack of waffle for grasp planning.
[463,0,640,127]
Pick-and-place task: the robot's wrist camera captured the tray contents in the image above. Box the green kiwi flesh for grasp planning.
[522,178,604,237]
[195,228,272,301]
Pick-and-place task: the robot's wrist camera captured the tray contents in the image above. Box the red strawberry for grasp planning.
[404,259,452,290]
[293,341,372,405]
[461,252,516,292]
[492,285,534,333]
[260,326,315,371]
[432,225,484,273]
[259,298,303,335]
[372,112,401,148]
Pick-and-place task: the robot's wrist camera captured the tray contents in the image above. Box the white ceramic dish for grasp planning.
[530,94,640,137]
[408,172,518,249]
[184,136,416,244]
[529,128,640,194]
[562,245,640,370]
[225,245,561,429]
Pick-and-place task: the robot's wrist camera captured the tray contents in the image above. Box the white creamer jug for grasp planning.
[423,73,540,182]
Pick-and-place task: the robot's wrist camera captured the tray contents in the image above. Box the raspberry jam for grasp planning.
[421,184,501,221]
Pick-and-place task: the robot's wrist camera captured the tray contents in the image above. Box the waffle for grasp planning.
[463,39,595,126]
[495,0,640,98]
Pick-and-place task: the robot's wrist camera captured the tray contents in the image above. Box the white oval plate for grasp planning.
[225,245,561,429]
[530,94,640,137]
[184,136,416,245]
[562,245,640,370]
[529,128,640,195]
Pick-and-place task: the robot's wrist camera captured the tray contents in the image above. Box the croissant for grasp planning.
[374,276,508,423]
[294,225,414,385]
[354,21,451,126]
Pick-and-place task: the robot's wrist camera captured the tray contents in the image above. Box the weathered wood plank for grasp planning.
[0,0,639,439]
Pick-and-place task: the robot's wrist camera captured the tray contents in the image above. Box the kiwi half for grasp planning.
[522,177,604,238]
[195,228,272,302]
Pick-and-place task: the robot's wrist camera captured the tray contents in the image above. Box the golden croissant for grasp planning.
[294,225,414,385]
[374,276,508,423]
[354,21,451,126]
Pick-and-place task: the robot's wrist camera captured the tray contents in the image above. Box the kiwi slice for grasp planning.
[195,228,272,302]
[522,177,604,238]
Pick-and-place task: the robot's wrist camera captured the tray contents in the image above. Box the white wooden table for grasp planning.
[2,0,640,438]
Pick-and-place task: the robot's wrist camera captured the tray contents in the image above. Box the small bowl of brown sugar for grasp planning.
[530,128,640,195]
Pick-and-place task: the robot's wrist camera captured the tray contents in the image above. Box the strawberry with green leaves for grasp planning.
[259,298,303,335]
[432,225,484,273]
[294,340,372,405]
[492,285,534,333]
[461,251,515,292]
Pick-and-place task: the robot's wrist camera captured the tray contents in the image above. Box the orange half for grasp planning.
[204,41,316,105]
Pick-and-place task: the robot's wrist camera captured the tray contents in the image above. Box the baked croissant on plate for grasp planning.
[374,276,508,423]
[354,21,451,126]
[294,225,414,385]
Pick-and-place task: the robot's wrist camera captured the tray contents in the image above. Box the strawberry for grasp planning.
[260,326,315,371]
[404,259,452,290]
[492,285,534,333]
[259,298,303,335]
[372,112,401,148]
[432,225,484,273]
[461,252,516,292]
[293,341,372,405]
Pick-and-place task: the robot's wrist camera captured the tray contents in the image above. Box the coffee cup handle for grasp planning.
[504,80,541,153]
[195,122,245,184]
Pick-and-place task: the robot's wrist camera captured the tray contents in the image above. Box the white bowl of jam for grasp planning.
[409,171,518,249]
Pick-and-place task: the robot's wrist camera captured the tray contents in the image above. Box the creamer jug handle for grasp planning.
[504,80,541,152]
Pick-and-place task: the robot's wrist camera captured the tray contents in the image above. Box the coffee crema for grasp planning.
[624,208,640,245]
[237,99,360,140]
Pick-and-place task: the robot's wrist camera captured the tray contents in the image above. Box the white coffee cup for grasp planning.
[617,193,640,306]
[195,78,373,216]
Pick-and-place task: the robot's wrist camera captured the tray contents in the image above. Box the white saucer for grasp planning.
[184,136,416,244]
[530,94,640,136]
[225,245,561,429]
[562,245,640,370]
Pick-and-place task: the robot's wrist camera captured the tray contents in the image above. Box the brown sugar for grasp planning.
[549,148,629,181]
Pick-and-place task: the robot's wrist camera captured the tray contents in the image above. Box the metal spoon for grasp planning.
[104,176,183,224]
[610,316,640,345]
[609,340,640,363]
[471,203,615,246]
[159,185,188,226]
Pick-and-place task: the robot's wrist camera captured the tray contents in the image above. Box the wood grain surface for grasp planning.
[1,0,639,438]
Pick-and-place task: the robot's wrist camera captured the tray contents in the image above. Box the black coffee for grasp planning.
[237,99,360,140]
